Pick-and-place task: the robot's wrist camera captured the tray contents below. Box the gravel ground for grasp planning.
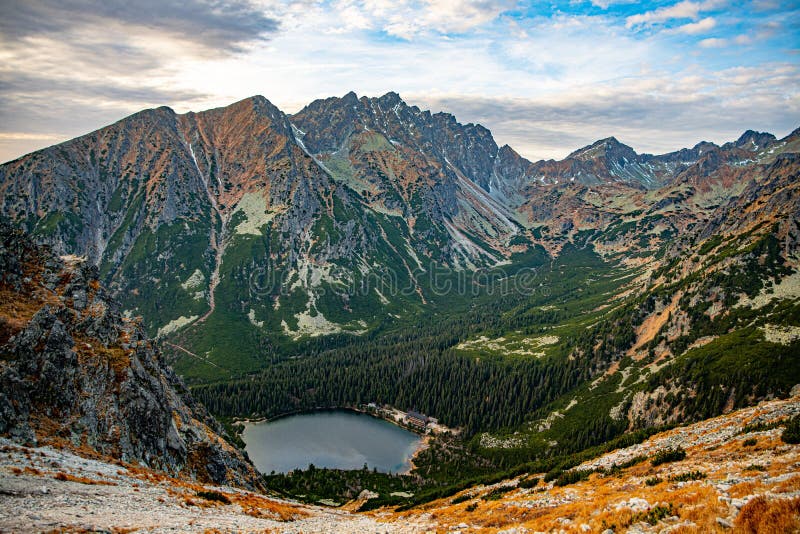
[0,439,435,533]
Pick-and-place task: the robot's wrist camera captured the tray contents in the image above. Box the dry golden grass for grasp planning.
[734,496,800,533]
[229,492,308,522]
[53,472,117,486]
[391,398,800,533]
[774,474,800,494]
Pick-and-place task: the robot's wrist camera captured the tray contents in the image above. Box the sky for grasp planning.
[0,0,798,163]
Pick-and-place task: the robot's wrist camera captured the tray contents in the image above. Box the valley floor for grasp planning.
[1,396,800,533]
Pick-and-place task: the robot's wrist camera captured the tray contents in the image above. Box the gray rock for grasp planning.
[0,222,259,489]
[716,517,734,529]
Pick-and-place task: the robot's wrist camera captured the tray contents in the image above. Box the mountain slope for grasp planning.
[0,221,259,487]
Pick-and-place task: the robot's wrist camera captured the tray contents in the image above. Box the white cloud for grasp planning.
[413,62,800,159]
[626,0,726,28]
[699,37,728,47]
[675,16,716,34]
[318,0,513,39]
[590,0,637,8]
[626,1,702,27]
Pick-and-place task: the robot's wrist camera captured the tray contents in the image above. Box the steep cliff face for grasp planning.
[0,221,259,487]
[291,91,523,265]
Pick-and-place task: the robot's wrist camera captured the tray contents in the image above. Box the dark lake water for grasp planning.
[241,410,423,474]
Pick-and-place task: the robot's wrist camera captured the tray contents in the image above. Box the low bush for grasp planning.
[781,415,800,444]
[450,493,473,505]
[651,447,686,466]
[633,504,674,526]
[669,470,706,482]
[554,469,592,487]
[196,490,231,504]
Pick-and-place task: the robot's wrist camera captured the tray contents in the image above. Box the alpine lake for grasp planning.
[241,409,423,474]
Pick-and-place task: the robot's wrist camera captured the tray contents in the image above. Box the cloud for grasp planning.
[0,0,281,163]
[625,0,726,28]
[324,0,513,39]
[675,16,716,34]
[411,63,800,159]
[699,37,728,47]
[0,0,279,52]
[626,1,702,27]
[589,0,637,8]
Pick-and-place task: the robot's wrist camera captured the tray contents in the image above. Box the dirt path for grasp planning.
[163,341,226,371]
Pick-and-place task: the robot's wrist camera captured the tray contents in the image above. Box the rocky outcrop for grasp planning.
[0,221,260,488]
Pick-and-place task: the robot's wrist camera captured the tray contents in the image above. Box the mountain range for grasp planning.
[1,92,798,381]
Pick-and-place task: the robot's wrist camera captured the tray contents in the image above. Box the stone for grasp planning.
[716,517,734,528]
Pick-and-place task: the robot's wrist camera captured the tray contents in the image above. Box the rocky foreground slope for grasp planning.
[1,395,798,532]
[0,220,259,488]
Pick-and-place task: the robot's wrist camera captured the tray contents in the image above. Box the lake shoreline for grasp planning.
[240,408,428,475]
[236,404,437,437]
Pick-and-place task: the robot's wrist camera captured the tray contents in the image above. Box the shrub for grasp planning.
[518,476,539,489]
[196,490,231,504]
[651,447,686,466]
[633,504,674,525]
[742,438,758,447]
[543,468,562,482]
[739,420,783,435]
[451,493,473,505]
[482,485,515,500]
[781,415,800,444]
[465,503,478,512]
[554,469,592,487]
[645,477,663,486]
[669,470,706,482]
[616,455,648,469]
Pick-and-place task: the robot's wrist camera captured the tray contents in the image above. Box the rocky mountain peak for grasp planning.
[567,136,637,162]
[729,129,777,151]
[375,91,403,108]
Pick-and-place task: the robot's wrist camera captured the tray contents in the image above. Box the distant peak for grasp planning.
[567,136,635,160]
[692,141,718,150]
[735,129,775,146]
[595,136,627,148]
[124,106,176,123]
[342,90,359,102]
[376,91,403,108]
